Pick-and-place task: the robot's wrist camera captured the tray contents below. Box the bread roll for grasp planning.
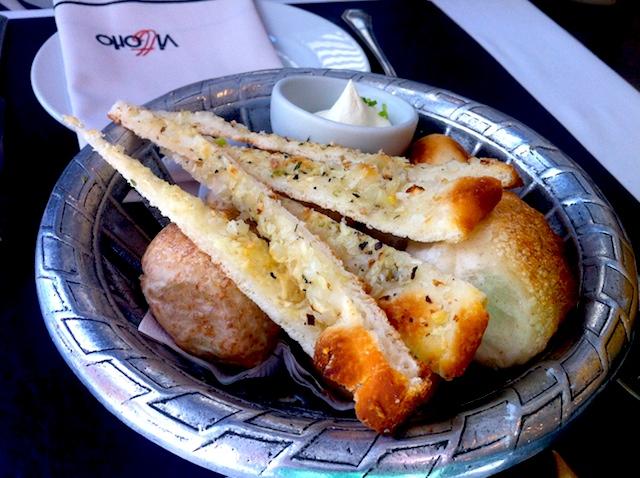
[407,192,576,368]
[141,224,280,367]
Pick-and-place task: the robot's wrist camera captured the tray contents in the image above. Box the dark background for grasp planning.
[0,1,638,476]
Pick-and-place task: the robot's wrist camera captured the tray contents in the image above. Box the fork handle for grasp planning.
[341,9,397,77]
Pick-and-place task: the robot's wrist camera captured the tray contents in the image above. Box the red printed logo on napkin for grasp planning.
[95,30,179,56]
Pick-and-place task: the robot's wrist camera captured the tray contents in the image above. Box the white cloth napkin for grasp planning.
[431,0,640,201]
[54,0,282,130]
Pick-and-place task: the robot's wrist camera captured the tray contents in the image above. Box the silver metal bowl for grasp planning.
[36,69,638,477]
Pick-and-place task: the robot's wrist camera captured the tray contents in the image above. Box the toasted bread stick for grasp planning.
[110,102,503,243]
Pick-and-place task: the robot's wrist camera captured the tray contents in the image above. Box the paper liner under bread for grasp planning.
[138,311,354,410]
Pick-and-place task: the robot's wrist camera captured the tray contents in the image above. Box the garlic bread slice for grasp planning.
[281,198,489,380]
[110,102,502,243]
[156,108,521,188]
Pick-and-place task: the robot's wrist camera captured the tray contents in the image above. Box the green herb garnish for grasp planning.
[272,169,287,177]
[378,103,389,120]
[361,96,377,107]
[293,161,302,171]
[214,137,227,146]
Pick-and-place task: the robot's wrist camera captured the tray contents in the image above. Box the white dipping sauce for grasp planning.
[315,80,391,127]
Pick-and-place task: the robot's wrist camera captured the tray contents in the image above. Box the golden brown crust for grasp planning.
[141,224,280,368]
[313,325,373,391]
[447,302,491,375]
[409,134,470,165]
[477,158,524,188]
[448,176,503,237]
[314,325,433,434]
[353,366,434,434]
[378,292,488,379]
[408,134,523,189]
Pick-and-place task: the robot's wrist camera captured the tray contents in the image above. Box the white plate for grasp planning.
[30,1,370,126]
